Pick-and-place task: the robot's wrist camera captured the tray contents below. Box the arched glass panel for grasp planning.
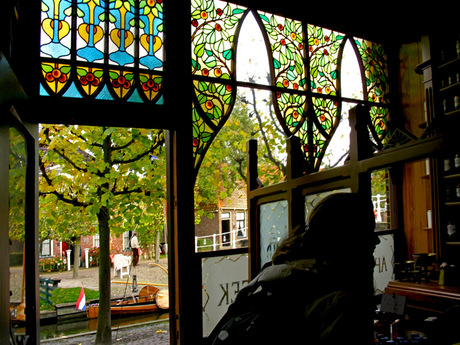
[297,25,345,172]
[353,37,390,148]
[321,39,363,169]
[236,11,270,85]
[257,11,308,137]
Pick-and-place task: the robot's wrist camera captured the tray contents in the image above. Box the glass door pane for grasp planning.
[259,200,289,267]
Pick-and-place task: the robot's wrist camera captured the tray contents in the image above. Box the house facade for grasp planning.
[38,231,134,268]
[195,187,248,252]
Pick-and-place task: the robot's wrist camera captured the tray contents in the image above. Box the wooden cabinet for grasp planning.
[433,35,460,273]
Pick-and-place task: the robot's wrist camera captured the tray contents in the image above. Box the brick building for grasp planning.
[39,231,134,266]
[195,187,247,252]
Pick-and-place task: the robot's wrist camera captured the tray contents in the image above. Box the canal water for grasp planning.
[13,312,169,341]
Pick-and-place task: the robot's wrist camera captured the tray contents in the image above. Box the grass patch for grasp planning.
[40,287,99,311]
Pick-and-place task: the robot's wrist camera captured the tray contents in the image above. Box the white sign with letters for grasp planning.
[201,254,249,337]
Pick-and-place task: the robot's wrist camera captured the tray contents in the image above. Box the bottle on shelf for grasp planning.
[447,220,457,238]
[444,157,452,174]
[455,153,460,172]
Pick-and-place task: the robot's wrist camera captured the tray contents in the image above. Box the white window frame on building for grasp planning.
[93,233,100,248]
[39,239,52,257]
[236,211,246,238]
[123,231,133,250]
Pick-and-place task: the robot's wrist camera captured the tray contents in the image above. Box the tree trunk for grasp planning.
[73,237,80,279]
[95,205,112,344]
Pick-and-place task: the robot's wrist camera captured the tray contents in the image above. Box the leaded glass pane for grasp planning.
[191,0,246,78]
[236,11,270,85]
[108,1,136,67]
[191,0,245,173]
[298,96,340,171]
[40,0,72,59]
[369,106,390,146]
[353,37,389,104]
[308,25,345,97]
[341,40,364,100]
[39,0,164,103]
[258,11,307,138]
[76,0,106,63]
[139,1,164,70]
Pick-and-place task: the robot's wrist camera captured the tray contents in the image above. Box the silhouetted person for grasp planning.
[211,193,378,345]
[131,232,140,267]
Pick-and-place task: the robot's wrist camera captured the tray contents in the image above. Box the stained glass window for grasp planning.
[40,0,164,104]
[190,3,391,176]
[191,0,246,175]
[38,0,391,174]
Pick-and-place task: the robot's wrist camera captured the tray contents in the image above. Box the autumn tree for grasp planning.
[195,85,287,222]
[39,125,165,344]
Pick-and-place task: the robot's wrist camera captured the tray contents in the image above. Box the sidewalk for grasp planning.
[41,319,170,345]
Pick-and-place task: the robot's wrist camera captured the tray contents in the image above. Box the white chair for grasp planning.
[113,254,131,278]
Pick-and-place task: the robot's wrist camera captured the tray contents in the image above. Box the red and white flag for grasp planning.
[76,286,86,311]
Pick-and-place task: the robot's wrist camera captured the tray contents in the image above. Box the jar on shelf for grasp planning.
[455,154,460,171]
[447,220,457,238]
[444,157,452,174]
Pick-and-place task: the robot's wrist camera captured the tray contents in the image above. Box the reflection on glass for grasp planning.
[371,169,390,231]
[259,200,289,267]
[304,188,351,224]
[9,126,26,324]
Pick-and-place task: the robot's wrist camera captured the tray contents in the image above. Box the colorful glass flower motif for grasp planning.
[191,0,245,78]
[108,70,135,99]
[76,67,104,97]
[40,0,164,103]
[308,25,345,97]
[139,74,163,102]
[354,38,389,104]
[258,11,307,137]
[191,0,245,173]
[41,63,72,95]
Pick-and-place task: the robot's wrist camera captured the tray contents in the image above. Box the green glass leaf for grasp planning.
[60,66,71,74]
[194,43,205,57]
[94,70,104,78]
[42,64,53,73]
[76,68,87,77]
[223,49,232,60]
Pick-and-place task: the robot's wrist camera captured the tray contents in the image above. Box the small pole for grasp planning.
[66,250,71,271]
[84,248,89,269]
[132,275,138,292]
